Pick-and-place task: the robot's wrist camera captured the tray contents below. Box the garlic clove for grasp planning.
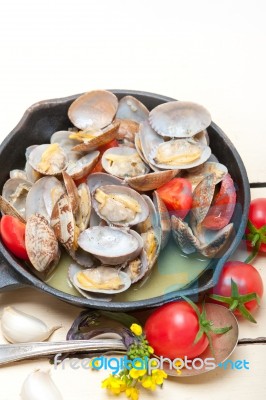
[1,306,60,343]
[21,370,63,400]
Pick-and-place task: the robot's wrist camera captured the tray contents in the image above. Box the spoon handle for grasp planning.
[0,339,127,366]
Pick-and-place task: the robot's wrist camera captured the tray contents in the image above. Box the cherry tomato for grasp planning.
[210,261,263,320]
[144,301,209,359]
[202,174,236,230]
[0,215,29,260]
[246,198,266,253]
[156,178,192,219]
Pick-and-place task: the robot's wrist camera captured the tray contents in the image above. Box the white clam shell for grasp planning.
[68,90,118,131]
[116,95,149,123]
[78,226,143,265]
[68,263,113,300]
[149,101,212,138]
[92,184,149,227]
[73,265,131,294]
[66,151,100,180]
[101,146,149,179]
[29,144,68,175]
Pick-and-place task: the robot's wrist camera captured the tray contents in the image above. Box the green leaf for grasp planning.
[194,328,204,344]
[181,296,201,318]
[211,325,232,335]
[208,294,232,304]
[238,304,257,323]
[231,279,239,298]
[247,220,258,234]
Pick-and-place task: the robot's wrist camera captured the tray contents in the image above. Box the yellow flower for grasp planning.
[148,346,154,354]
[129,366,147,379]
[174,360,183,375]
[141,375,156,391]
[101,375,126,395]
[126,387,139,400]
[130,323,143,336]
[151,369,168,385]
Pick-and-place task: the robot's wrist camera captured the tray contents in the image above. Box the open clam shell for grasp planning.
[149,101,212,138]
[92,184,149,227]
[50,194,76,251]
[2,178,32,219]
[71,122,120,152]
[183,161,228,190]
[153,191,171,249]
[150,138,211,170]
[87,172,124,194]
[0,195,26,222]
[191,173,216,224]
[75,183,91,232]
[68,263,112,300]
[68,90,118,131]
[62,171,80,215]
[25,176,65,222]
[66,151,100,180]
[124,250,149,283]
[171,215,201,255]
[50,130,80,152]
[115,118,140,147]
[125,169,178,192]
[28,144,68,175]
[198,223,234,258]
[138,120,164,171]
[73,265,131,294]
[25,213,60,275]
[78,226,143,265]
[116,95,149,123]
[101,146,149,179]
[9,169,28,180]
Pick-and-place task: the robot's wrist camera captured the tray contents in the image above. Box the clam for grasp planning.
[9,169,28,180]
[25,161,42,183]
[115,119,140,147]
[149,101,212,138]
[28,144,68,175]
[62,171,80,215]
[101,146,149,179]
[150,138,211,170]
[134,132,148,163]
[66,151,100,180]
[68,90,118,131]
[25,214,60,275]
[197,223,234,258]
[78,226,143,265]
[116,95,149,122]
[75,183,91,232]
[68,263,112,300]
[87,172,124,194]
[171,215,201,255]
[25,177,65,221]
[50,194,76,251]
[153,191,171,249]
[2,178,32,219]
[183,162,228,190]
[124,251,149,283]
[92,185,149,227]
[126,169,178,192]
[73,265,131,294]
[191,173,216,224]
[50,130,80,152]
[138,121,163,171]
[141,228,160,270]
[71,122,120,152]
[137,195,159,234]
[68,247,95,268]
[0,195,26,223]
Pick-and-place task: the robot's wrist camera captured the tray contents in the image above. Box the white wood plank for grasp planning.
[0,344,264,400]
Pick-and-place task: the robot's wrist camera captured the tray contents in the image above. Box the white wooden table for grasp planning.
[0,0,266,398]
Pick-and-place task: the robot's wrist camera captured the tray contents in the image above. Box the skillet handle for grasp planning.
[0,254,28,292]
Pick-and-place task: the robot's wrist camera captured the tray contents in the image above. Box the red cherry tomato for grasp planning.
[144,301,208,359]
[210,261,263,316]
[202,174,236,230]
[0,215,29,260]
[246,198,266,253]
[156,178,192,219]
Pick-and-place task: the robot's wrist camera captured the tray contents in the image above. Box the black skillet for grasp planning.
[0,90,250,311]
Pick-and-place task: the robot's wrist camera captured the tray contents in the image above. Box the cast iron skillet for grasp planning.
[0,90,250,311]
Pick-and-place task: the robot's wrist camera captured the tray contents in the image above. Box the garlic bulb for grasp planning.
[1,307,60,343]
[21,370,63,400]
